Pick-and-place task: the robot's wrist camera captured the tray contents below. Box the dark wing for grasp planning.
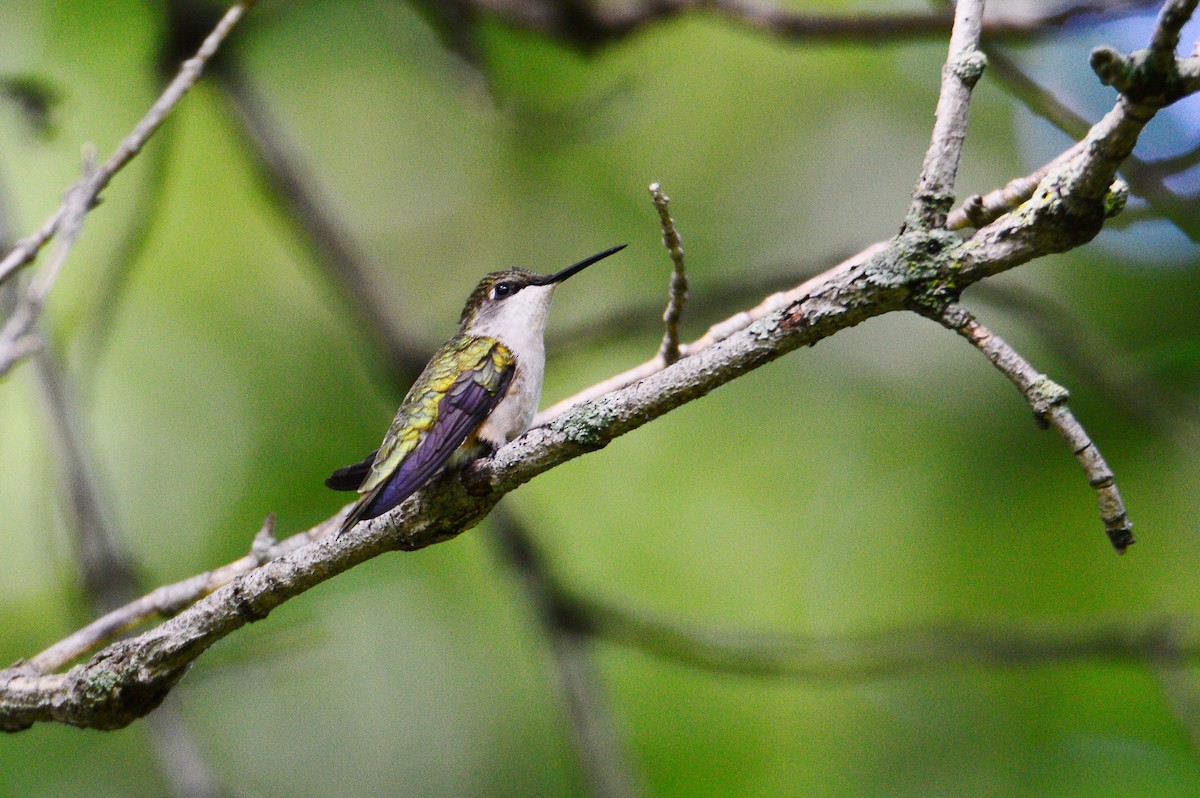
[325,450,378,491]
[358,369,511,519]
[338,347,514,534]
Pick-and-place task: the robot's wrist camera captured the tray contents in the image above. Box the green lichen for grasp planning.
[1027,374,1070,414]
[951,50,988,86]
[1104,179,1129,218]
[552,398,618,448]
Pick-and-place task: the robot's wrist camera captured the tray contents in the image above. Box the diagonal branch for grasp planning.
[938,304,1134,552]
[3,0,1197,734]
[0,2,250,289]
[490,509,644,798]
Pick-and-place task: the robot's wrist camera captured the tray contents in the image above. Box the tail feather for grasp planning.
[326,450,378,491]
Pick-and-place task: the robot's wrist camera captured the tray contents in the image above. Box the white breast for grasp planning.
[467,283,554,447]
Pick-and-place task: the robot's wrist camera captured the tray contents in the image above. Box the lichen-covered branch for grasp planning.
[1,0,1196,735]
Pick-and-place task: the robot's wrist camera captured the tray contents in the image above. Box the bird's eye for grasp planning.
[493,282,515,299]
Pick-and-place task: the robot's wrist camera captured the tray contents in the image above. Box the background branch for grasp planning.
[491,508,645,798]
[0,2,249,289]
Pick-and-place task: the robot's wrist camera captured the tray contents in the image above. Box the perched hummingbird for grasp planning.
[327,244,626,536]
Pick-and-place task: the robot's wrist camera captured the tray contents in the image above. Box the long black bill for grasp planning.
[537,244,626,286]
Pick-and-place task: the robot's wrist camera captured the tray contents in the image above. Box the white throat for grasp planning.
[466,283,556,446]
[465,283,555,360]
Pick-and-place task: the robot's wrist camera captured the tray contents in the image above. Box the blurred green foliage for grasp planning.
[2,1,1200,796]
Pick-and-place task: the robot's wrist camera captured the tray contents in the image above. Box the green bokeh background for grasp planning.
[2,1,1200,795]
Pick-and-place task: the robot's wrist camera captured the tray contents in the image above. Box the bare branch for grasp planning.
[0,149,95,378]
[491,509,644,798]
[939,304,1134,552]
[0,2,250,289]
[951,36,1200,237]
[906,0,986,229]
[3,0,1196,732]
[581,596,1199,677]
[974,282,1200,459]
[22,516,330,675]
[648,182,688,366]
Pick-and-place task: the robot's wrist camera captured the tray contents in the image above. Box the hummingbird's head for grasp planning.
[459,245,625,340]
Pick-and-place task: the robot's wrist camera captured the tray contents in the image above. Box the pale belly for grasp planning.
[475,360,542,448]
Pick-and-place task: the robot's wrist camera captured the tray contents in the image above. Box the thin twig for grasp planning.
[0,2,250,289]
[949,45,1200,238]
[0,148,95,378]
[491,509,644,798]
[975,281,1200,460]
[939,304,1134,552]
[906,0,986,229]
[649,182,688,366]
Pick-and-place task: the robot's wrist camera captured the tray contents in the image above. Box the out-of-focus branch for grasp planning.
[491,509,644,798]
[0,150,96,378]
[0,2,250,289]
[215,59,431,384]
[32,347,139,611]
[579,596,1199,676]
[450,0,1156,51]
[33,346,224,798]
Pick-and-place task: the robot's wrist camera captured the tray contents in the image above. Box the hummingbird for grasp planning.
[327,244,626,536]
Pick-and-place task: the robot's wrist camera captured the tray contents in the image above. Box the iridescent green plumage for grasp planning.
[328,244,626,537]
[361,334,513,494]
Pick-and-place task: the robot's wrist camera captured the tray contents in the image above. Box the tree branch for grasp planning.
[950,0,1200,233]
[580,596,1200,677]
[937,304,1134,551]
[0,2,249,290]
[906,0,986,230]
[491,509,644,798]
[649,182,688,366]
[3,0,1196,734]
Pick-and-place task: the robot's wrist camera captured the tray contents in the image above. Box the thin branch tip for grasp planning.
[649,182,689,365]
[940,304,1134,553]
